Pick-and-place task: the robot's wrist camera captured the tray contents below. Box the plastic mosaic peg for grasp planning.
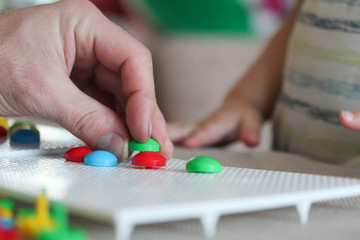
[0,228,20,240]
[0,126,7,138]
[0,200,15,217]
[131,151,166,168]
[128,138,160,152]
[65,147,93,163]
[84,150,118,167]
[17,189,54,238]
[38,203,86,240]
[0,199,20,240]
[0,200,15,230]
[0,122,85,158]
[0,118,8,130]
[186,156,221,173]
[10,121,40,144]
[0,117,8,138]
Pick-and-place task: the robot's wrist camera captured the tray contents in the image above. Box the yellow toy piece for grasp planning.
[0,208,13,218]
[0,117,8,130]
[16,189,55,238]
[17,212,37,238]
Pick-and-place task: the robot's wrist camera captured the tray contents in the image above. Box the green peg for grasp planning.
[0,200,15,210]
[9,121,37,133]
[186,156,222,173]
[128,138,160,152]
[38,203,86,240]
[17,208,35,217]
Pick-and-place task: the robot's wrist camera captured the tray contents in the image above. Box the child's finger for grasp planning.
[239,109,262,147]
[183,109,239,148]
[167,122,196,143]
[340,111,360,131]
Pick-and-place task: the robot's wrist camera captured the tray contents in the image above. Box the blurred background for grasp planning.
[0,0,296,151]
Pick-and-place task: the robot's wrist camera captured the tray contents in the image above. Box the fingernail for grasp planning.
[96,132,125,158]
[342,111,354,122]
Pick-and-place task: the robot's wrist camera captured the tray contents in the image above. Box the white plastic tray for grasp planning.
[1,125,360,240]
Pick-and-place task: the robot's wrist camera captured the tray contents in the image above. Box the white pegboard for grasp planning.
[1,123,360,239]
[1,154,360,240]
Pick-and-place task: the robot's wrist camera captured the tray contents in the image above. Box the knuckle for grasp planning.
[134,45,152,65]
[147,97,157,110]
[142,47,152,59]
[61,0,96,11]
[10,68,52,115]
[71,109,100,138]
[59,0,102,21]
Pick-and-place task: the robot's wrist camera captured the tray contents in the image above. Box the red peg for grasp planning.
[132,151,166,168]
[65,147,93,162]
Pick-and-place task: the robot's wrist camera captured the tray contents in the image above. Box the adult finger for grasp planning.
[150,107,174,159]
[89,12,156,142]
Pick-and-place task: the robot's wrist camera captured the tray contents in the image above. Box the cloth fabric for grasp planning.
[273,0,360,163]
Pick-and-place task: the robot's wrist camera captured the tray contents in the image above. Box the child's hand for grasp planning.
[168,0,304,150]
[167,97,263,148]
[0,0,173,160]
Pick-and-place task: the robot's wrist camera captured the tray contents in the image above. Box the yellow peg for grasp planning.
[0,209,13,219]
[17,189,55,238]
[36,189,52,226]
[0,117,8,130]
[35,188,54,233]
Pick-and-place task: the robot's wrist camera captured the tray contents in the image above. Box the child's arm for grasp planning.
[168,0,304,148]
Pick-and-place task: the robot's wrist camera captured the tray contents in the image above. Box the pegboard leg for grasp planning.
[200,213,220,238]
[296,202,312,224]
[115,215,134,240]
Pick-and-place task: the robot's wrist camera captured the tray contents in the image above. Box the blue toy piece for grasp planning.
[10,129,40,144]
[0,218,14,230]
[84,151,118,167]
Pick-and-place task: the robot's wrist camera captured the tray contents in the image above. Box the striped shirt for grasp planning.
[273,0,360,163]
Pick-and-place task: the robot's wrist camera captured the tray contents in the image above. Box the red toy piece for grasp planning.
[0,228,20,240]
[132,151,166,168]
[0,126,7,138]
[65,147,93,162]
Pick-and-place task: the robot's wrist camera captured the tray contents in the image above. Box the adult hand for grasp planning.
[0,0,173,160]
